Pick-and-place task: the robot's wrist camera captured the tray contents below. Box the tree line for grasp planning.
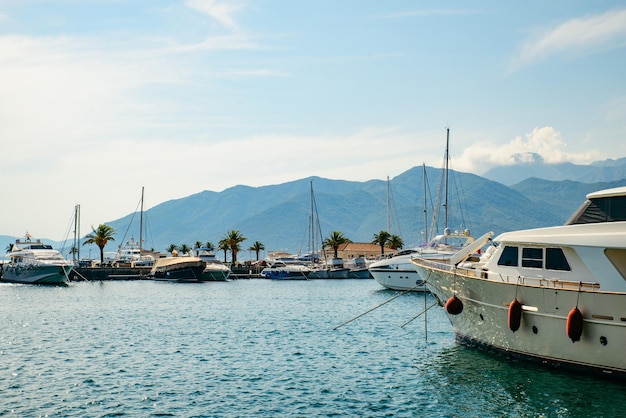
[81,224,404,264]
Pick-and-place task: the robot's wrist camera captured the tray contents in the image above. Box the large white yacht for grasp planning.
[1,234,73,285]
[411,186,626,378]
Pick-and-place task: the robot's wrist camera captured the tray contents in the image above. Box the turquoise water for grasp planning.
[1,279,623,417]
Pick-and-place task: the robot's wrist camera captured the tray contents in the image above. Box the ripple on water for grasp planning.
[1,280,624,416]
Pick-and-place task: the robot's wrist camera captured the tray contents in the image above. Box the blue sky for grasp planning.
[1,1,625,240]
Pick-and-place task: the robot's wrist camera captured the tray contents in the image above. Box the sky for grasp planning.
[1,0,626,241]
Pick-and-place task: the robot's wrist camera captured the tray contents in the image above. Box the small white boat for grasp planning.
[346,256,372,279]
[193,248,231,281]
[1,234,73,285]
[308,258,351,279]
[411,186,626,379]
[114,236,155,266]
[260,257,311,280]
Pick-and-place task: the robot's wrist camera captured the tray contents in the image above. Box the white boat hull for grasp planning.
[1,264,72,285]
[369,267,425,291]
[415,260,626,378]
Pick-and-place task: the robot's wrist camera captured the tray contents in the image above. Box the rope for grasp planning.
[400,301,438,328]
[69,268,89,281]
[333,282,423,330]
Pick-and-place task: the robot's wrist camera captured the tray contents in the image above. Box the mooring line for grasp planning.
[333,282,423,331]
[71,269,89,281]
[400,301,438,328]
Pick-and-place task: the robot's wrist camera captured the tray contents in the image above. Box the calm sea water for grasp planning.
[1,279,624,417]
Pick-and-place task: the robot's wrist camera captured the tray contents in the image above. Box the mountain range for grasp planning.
[483,154,626,185]
[3,159,626,260]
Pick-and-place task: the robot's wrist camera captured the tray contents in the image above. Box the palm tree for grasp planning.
[323,231,351,259]
[248,241,265,261]
[83,224,116,263]
[179,244,191,256]
[387,234,404,251]
[166,243,179,256]
[218,239,229,263]
[205,242,215,252]
[222,230,247,264]
[194,241,204,250]
[372,230,391,256]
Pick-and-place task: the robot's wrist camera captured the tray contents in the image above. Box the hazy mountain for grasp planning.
[510,177,626,220]
[3,164,622,260]
[483,155,626,186]
[100,167,568,257]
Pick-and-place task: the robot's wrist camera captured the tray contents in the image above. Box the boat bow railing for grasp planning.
[412,257,601,291]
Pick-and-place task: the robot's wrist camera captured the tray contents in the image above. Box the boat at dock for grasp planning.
[260,257,311,280]
[369,230,475,291]
[346,256,372,279]
[411,186,626,379]
[114,236,155,267]
[308,257,351,279]
[149,257,206,282]
[193,248,231,281]
[1,234,73,285]
[371,130,474,292]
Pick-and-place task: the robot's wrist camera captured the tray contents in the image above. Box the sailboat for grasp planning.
[305,181,351,279]
[114,187,157,267]
[369,128,475,291]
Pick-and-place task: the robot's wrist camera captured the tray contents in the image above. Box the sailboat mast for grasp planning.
[73,204,80,263]
[423,164,428,242]
[310,181,315,256]
[139,186,144,255]
[444,127,450,232]
[386,176,391,232]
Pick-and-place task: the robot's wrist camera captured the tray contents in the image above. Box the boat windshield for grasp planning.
[566,195,626,224]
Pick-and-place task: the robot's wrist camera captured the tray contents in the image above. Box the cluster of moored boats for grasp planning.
[0,235,233,285]
[258,255,371,280]
[3,185,626,380]
[369,185,626,380]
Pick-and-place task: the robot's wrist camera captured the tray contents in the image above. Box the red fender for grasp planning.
[508,299,522,332]
[445,295,463,315]
[566,307,583,343]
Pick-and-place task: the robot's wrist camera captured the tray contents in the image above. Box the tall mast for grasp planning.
[310,180,315,256]
[139,186,144,255]
[386,176,391,232]
[423,164,428,242]
[444,127,450,232]
[73,204,80,262]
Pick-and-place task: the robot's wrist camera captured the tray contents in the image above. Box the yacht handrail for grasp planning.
[413,258,601,291]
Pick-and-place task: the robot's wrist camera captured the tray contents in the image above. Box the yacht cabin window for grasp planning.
[497,246,571,271]
[497,246,518,267]
[522,248,543,268]
[545,248,571,271]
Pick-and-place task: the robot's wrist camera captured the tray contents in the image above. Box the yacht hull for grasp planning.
[200,268,230,281]
[415,261,626,378]
[1,264,72,285]
[369,267,425,291]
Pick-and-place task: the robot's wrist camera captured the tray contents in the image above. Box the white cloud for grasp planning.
[510,8,626,70]
[453,127,603,174]
[186,0,246,30]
